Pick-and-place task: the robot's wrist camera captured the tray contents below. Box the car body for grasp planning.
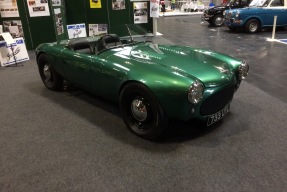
[201,0,250,27]
[224,0,287,33]
[35,31,249,139]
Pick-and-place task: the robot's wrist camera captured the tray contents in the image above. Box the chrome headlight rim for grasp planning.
[238,61,249,80]
[188,80,204,104]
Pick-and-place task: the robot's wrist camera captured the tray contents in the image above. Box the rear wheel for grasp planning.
[37,54,63,91]
[212,15,224,27]
[119,82,168,140]
[245,19,260,33]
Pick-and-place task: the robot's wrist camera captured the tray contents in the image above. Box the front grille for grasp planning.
[200,85,235,116]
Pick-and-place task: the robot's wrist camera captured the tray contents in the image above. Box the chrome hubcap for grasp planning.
[250,23,257,32]
[131,99,147,122]
[43,65,51,80]
[215,17,223,26]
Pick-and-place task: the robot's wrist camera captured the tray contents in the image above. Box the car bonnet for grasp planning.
[130,43,239,87]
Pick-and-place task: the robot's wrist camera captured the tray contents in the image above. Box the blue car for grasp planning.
[224,0,287,33]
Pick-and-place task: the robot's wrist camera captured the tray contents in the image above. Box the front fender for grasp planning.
[242,15,263,27]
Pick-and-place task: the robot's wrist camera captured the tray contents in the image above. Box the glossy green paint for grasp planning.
[36,37,243,121]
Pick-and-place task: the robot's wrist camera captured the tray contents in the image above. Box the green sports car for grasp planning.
[35,29,249,139]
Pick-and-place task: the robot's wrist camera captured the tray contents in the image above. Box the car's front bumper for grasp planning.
[165,80,239,125]
[225,18,244,27]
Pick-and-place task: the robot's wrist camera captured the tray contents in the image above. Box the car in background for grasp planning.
[201,0,250,27]
[35,25,249,140]
[224,0,287,33]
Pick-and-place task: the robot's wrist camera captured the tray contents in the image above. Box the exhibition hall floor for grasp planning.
[0,15,287,191]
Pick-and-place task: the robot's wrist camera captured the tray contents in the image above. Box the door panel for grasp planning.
[61,50,93,90]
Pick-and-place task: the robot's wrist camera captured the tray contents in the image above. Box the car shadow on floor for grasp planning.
[156,116,227,143]
[42,84,224,143]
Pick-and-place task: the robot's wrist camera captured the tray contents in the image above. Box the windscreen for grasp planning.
[109,24,153,42]
[249,0,269,6]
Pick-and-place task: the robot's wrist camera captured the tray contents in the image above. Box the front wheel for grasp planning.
[245,19,260,33]
[119,82,168,140]
[212,15,224,27]
[37,54,63,91]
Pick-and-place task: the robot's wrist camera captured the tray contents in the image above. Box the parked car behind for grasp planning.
[201,0,250,27]
[224,0,287,33]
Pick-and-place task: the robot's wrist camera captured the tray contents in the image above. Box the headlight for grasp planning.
[188,80,204,104]
[238,61,249,80]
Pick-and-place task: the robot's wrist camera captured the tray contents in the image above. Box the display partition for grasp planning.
[0,0,68,50]
[65,0,153,38]
[0,0,153,50]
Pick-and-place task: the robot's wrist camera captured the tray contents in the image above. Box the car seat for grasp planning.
[96,34,122,53]
[68,39,93,54]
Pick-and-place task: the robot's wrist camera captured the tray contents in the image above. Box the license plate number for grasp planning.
[207,105,230,126]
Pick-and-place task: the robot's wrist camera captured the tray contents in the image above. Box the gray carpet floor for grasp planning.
[0,40,287,191]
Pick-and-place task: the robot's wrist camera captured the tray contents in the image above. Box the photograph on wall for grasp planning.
[112,0,125,10]
[3,20,24,38]
[27,0,50,17]
[54,8,64,35]
[90,0,102,8]
[133,2,148,24]
[52,0,61,6]
[67,23,87,39]
[150,0,159,18]
[0,0,20,18]
[89,24,107,36]
[0,38,29,67]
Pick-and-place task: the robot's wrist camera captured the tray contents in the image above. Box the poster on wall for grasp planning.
[52,0,61,6]
[90,0,102,8]
[150,0,159,18]
[133,2,148,24]
[0,37,29,67]
[67,23,87,39]
[54,8,64,35]
[27,0,50,17]
[89,24,107,36]
[3,20,24,38]
[112,0,125,10]
[0,0,20,18]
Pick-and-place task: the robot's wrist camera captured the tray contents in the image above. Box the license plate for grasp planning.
[207,105,230,126]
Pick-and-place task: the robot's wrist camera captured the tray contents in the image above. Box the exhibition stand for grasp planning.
[0,32,29,67]
[0,0,154,49]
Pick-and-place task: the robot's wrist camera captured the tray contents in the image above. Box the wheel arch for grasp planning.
[118,75,194,121]
[244,17,262,27]
[36,51,47,65]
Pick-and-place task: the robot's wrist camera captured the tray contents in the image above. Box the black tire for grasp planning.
[245,19,260,33]
[212,15,224,27]
[37,54,63,91]
[119,82,168,140]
